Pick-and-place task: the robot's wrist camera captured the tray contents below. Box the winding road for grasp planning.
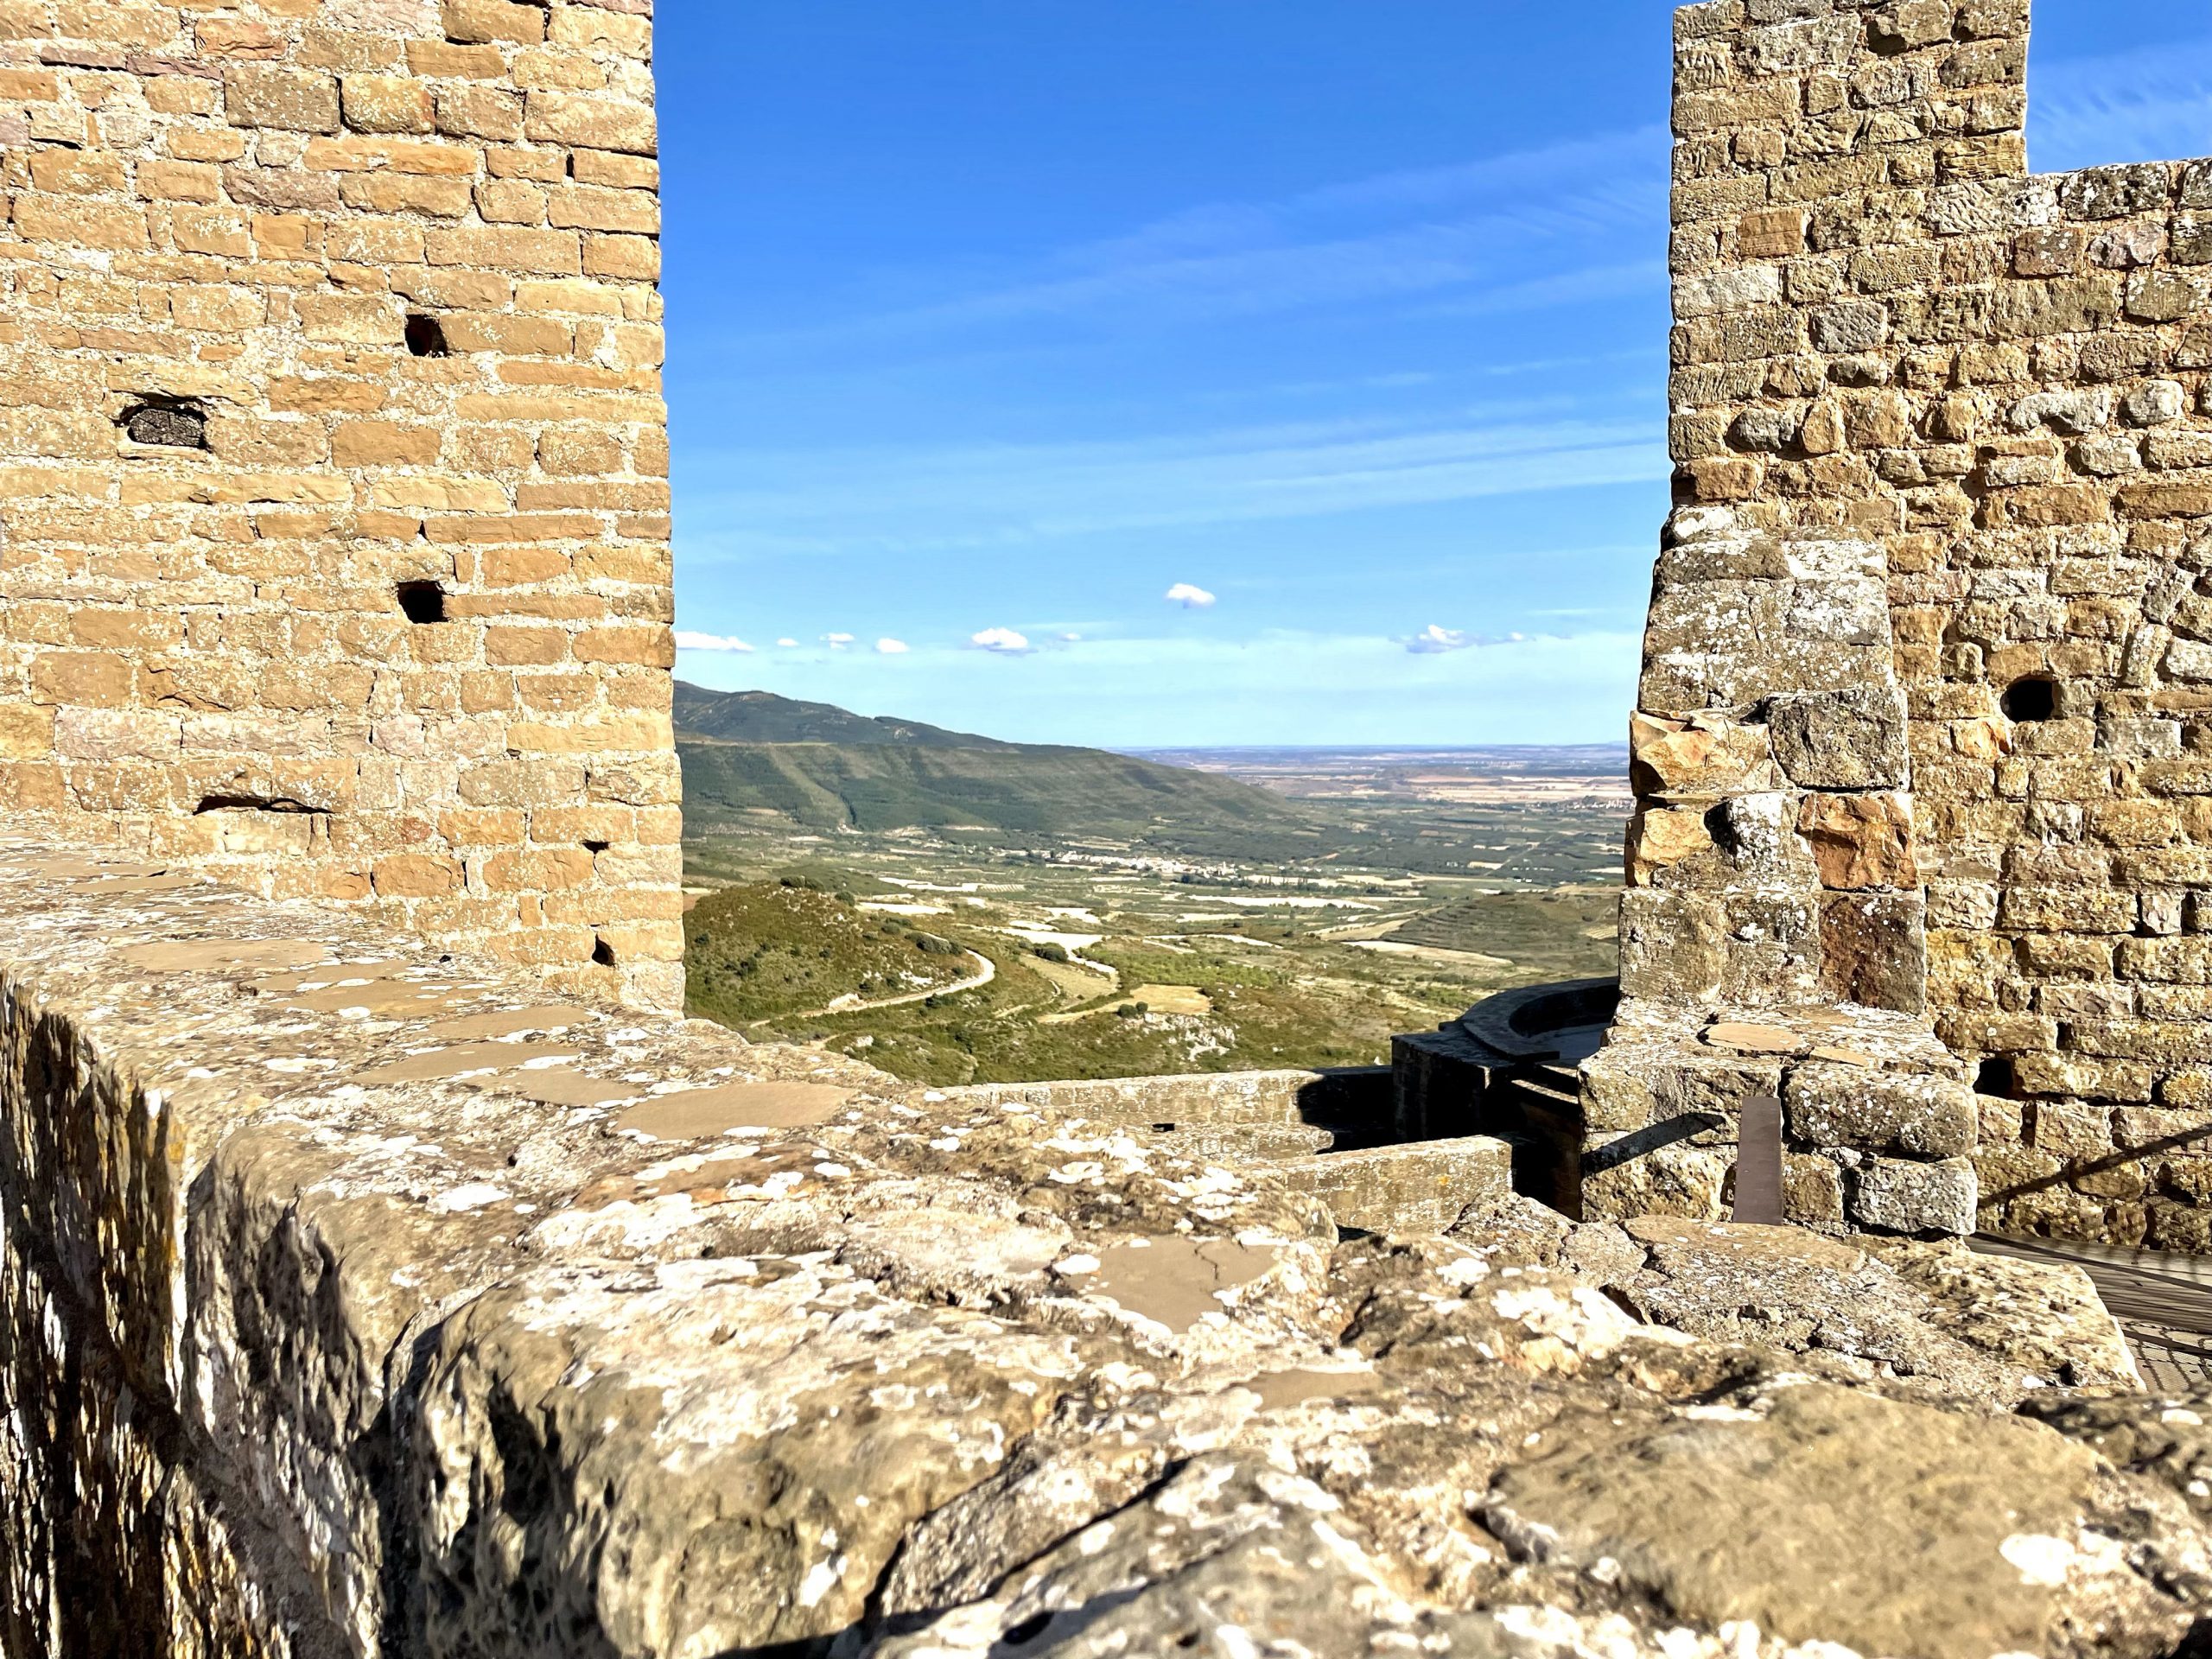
[785,949,997,1021]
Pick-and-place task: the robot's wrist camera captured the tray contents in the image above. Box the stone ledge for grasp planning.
[2,841,2197,1659]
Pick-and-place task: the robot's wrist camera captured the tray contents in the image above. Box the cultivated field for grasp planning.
[683,747,1629,1085]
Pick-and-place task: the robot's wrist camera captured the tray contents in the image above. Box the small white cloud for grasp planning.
[823,632,855,649]
[776,637,799,648]
[874,638,910,655]
[673,631,754,653]
[1165,582,1217,609]
[1060,632,1084,643]
[1405,625,1473,654]
[969,627,1033,655]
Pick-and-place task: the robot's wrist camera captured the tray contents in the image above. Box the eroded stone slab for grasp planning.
[613,1081,855,1140]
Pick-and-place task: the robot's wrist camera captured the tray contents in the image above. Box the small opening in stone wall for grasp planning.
[194,794,324,815]
[2001,677,2059,723]
[120,400,207,449]
[592,936,618,967]
[396,582,448,624]
[582,838,610,854]
[1976,1057,2017,1099]
[404,315,450,358]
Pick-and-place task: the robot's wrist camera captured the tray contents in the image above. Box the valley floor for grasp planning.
[683,751,1628,1085]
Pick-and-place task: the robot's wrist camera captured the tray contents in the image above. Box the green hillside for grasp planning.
[672,683,1011,750]
[675,685,1314,847]
[685,880,976,1025]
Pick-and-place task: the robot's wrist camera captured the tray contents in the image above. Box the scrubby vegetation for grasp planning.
[683,881,976,1026]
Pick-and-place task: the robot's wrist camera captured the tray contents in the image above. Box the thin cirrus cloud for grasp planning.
[673,631,753,653]
[1165,582,1217,609]
[969,627,1033,655]
[704,629,1644,749]
[1403,625,1529,655]
[708,125,1669,357]
[2029,35,2212,173]
[683,407,1669,562]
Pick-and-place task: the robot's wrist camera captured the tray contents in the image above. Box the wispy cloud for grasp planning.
[2031,35,2212,174]
[675,628,1643,748]
[673,631,753,653]
[683,404,1669,561]
[706,126,1669,359]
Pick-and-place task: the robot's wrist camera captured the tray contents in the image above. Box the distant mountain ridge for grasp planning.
[672,683,1015,750]
[674,684,1313,845]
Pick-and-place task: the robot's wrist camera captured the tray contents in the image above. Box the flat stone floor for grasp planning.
[1974,1235,2212,1392]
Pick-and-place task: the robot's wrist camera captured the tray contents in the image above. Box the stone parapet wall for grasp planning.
[3,838,2201,1659]
[0,0,682,1011]
[1618,0,2212,1245]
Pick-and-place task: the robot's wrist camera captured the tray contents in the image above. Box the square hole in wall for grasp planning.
[396,582,448,623]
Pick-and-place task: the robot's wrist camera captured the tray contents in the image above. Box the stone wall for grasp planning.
[3,840,2196,1659]
[1617,0,2212,1245]
[0,0,682,1012]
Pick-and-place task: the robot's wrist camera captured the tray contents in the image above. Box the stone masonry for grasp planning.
[0,0,683,1012]
[1593,0,2212,1247]
[0,842,2182,1659]
[1,4,2208,1652]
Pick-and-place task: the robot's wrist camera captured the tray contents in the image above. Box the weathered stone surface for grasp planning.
[1796,791,1921,890]
[1484,1384,2171,1659]
[1768,686,1910,789]
[0,0,683,1011]
[1451,1199,2139,1404]
[1277,1135,1512,1234]
[877,1234,2188,1659]
[0,847,2187,1659]
[1611,0,2212,1243]
[1853,1156,1982,1237]
[1786,1059,1976,1157]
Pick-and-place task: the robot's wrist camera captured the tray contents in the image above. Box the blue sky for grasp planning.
[659,1,2212,747]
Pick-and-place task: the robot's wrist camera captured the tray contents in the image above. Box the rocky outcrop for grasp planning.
[0,842,2202,1659]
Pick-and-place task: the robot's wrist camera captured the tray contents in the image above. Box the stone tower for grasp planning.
[1592,0,2212,1247]
[0,0,683,1011]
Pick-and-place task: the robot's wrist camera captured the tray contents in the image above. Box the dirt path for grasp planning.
[786,950,996,1020]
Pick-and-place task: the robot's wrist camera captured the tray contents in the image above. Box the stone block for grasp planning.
[1819,892,1927,1014]
[224,66,340,133]
[1767,687,1908,788]
[1850,1157,1979,1236]
[1277,1137,1512,1236]
[1582,1136,1735,1224]
[1796,792,1920,890]
[1618,888,1727,1000]
[1785,1064,1975,1159]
